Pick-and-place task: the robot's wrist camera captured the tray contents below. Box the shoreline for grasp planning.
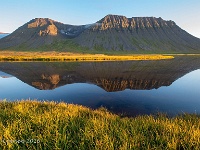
[0,51,174,61]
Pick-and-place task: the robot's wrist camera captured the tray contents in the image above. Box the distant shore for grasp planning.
[0,33,9,34]
[0,51,174,61]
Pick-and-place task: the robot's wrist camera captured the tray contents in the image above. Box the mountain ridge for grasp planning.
[95,15,176,30]
[0,14,200,53]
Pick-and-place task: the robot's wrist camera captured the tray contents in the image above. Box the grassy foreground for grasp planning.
[0,51,174,61]
[0,100,200,150]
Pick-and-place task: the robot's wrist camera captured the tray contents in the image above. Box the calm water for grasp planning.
[0,34,9,39]
[0,56,200,117]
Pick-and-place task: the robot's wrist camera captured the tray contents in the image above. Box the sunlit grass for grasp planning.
[0,51,174,62]
[0,100,200,149]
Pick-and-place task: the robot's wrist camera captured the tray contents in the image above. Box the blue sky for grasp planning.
[1,0,200,38]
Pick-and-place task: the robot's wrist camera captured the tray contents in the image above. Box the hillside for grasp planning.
[0,18,84,49]
[0,15,200,53]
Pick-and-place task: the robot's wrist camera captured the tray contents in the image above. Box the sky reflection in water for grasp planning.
[0,69,200,117]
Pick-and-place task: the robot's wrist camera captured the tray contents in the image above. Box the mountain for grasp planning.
[0,18,81,48]
[0,56,200,91]
[75,15,200,52]
[0,14,200,53]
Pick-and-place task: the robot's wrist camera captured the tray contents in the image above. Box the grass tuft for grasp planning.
[0,100,200,149]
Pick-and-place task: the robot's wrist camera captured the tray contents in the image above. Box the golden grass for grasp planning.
[0,100,200,150]
[0,51,174,61]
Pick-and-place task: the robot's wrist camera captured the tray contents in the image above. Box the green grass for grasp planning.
[5,38,199,55]
[0,51,174,62]
[39,39,137,55]
[0,100,200,150]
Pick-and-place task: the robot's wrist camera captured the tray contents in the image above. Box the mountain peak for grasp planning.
[101,14,127,19]
[28,18,56,28]
[97,14,129,28]
[27,18,58,36]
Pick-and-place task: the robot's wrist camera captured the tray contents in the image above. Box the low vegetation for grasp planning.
[0,100,200,150]
[0,51,174,62]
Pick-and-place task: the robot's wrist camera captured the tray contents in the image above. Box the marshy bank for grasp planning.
[0,51,174,62]
[0,100,200,150]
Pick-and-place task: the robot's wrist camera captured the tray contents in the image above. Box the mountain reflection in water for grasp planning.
[0,56,200,117]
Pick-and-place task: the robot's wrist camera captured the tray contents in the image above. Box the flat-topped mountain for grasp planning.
[0,14,200,53]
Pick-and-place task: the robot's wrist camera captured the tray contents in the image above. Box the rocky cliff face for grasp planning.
[0,15,200,52]
[74,15,200,52]
[27,18,58,36]
[94,15,175,30]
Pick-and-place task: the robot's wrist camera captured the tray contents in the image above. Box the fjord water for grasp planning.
[0,34,9,39]
[0,56,200,117]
